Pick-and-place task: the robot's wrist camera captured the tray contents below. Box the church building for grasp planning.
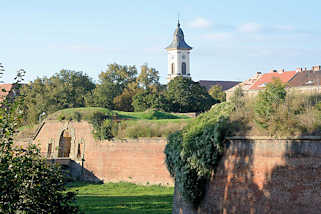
[166,21,192,82]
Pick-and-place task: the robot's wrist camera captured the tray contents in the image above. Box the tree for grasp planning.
[113,82,142,112]
[0,70,80,214]
[166,77,215,113]
[99,63,137,94]
[132,90,168,112]
[136,64,160,90]
[254,78,287,129]
[209,85,226,103]
[21,70,95,124]
[229,86,244,111]
[85,81,118,109]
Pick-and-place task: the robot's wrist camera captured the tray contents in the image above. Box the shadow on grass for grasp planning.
[76,194,173,214]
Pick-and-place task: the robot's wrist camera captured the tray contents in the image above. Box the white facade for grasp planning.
[167,49,191,81]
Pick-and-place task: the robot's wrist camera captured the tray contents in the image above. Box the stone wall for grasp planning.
[173,136,321,214]
[32,120,173,185]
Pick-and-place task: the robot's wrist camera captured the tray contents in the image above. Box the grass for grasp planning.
[18,107,193,139]
[66,182,174,214]
[47,107,190,121]
[114,119,192,138]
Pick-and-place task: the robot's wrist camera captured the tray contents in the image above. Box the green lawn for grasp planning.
[66,182,174,214]
[48,107,191,121]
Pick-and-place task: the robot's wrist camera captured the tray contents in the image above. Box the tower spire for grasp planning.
[177,13,180,27]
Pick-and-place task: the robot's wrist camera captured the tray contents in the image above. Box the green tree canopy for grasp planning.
[136,64,160,90]
[208,84,226,103]
[166,77,215,113]
[21,70,95,124]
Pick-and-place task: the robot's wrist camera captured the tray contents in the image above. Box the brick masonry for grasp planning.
[172,137,321,214]
[30,120,173,185]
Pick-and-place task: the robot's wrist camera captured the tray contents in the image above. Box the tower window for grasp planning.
[182,62,186,75]
[171,63,175,75]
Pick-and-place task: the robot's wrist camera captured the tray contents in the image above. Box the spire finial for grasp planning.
[177,13,180,27]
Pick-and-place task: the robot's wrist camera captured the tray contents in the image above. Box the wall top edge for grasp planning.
[227,136,321,141]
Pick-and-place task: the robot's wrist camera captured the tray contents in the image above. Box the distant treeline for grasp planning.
[21,63,223,125]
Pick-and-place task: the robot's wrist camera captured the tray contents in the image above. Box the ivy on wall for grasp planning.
[164,102,233,206]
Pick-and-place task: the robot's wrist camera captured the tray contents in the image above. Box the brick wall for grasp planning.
[33,120,173,185]
[173,137,321,214]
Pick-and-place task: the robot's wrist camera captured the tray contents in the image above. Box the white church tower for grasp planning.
[165,20,192,82]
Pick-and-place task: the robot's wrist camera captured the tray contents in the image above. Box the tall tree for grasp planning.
[99,63,137,94]
[137,64,160,90]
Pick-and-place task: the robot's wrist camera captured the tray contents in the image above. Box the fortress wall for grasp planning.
[33,120,173,185]
[173,137,321,214]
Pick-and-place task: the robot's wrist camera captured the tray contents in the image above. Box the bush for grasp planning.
[58,113,66,121]
[254,79,289,135]
[72,111,81,122]
[90,111,114,140]
[165,102,233,206]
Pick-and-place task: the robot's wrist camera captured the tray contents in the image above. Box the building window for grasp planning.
[77,143,81,159]
[171,63,175,75]
[182,62,186,75]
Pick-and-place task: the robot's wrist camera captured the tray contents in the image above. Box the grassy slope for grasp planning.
[67,182,174,214]
[47,107,190,121]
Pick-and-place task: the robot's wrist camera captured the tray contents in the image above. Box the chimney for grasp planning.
[296,67,303,72]
[312,65,321,71]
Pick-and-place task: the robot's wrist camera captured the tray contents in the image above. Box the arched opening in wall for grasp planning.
[77,143,81,159]
[58,130,71,158]
[47,143,52,158]
[171,63,175,75]
[182,62,186,75]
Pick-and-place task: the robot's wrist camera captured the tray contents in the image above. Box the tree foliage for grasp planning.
[165,102,233,206]
[0,70,80,214]
[21,70,95,124]
[208,84,226,103]
[166,77,215,113]
[137,64,160,90]
[254,78,287,130]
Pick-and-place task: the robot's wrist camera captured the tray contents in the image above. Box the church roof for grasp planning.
[166,21,192,51]
[199,80,241,91]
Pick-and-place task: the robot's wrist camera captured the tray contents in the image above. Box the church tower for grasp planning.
[165,20,192,82]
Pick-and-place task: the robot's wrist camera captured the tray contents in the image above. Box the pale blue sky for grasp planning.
[1,0,321,83]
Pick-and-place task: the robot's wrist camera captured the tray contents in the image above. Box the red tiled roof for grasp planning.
[0,84,13,102]
[250,71,297,90]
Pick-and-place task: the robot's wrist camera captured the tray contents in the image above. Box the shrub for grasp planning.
[58,113,66,121]
[72,111,81,122]
[89,111,114,140]
[165,102,233,206]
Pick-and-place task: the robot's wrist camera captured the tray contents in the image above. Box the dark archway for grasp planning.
[182,62,186,75]
[58,130,71,158]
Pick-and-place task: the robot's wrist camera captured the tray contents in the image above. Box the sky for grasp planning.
[1,0,321,84]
